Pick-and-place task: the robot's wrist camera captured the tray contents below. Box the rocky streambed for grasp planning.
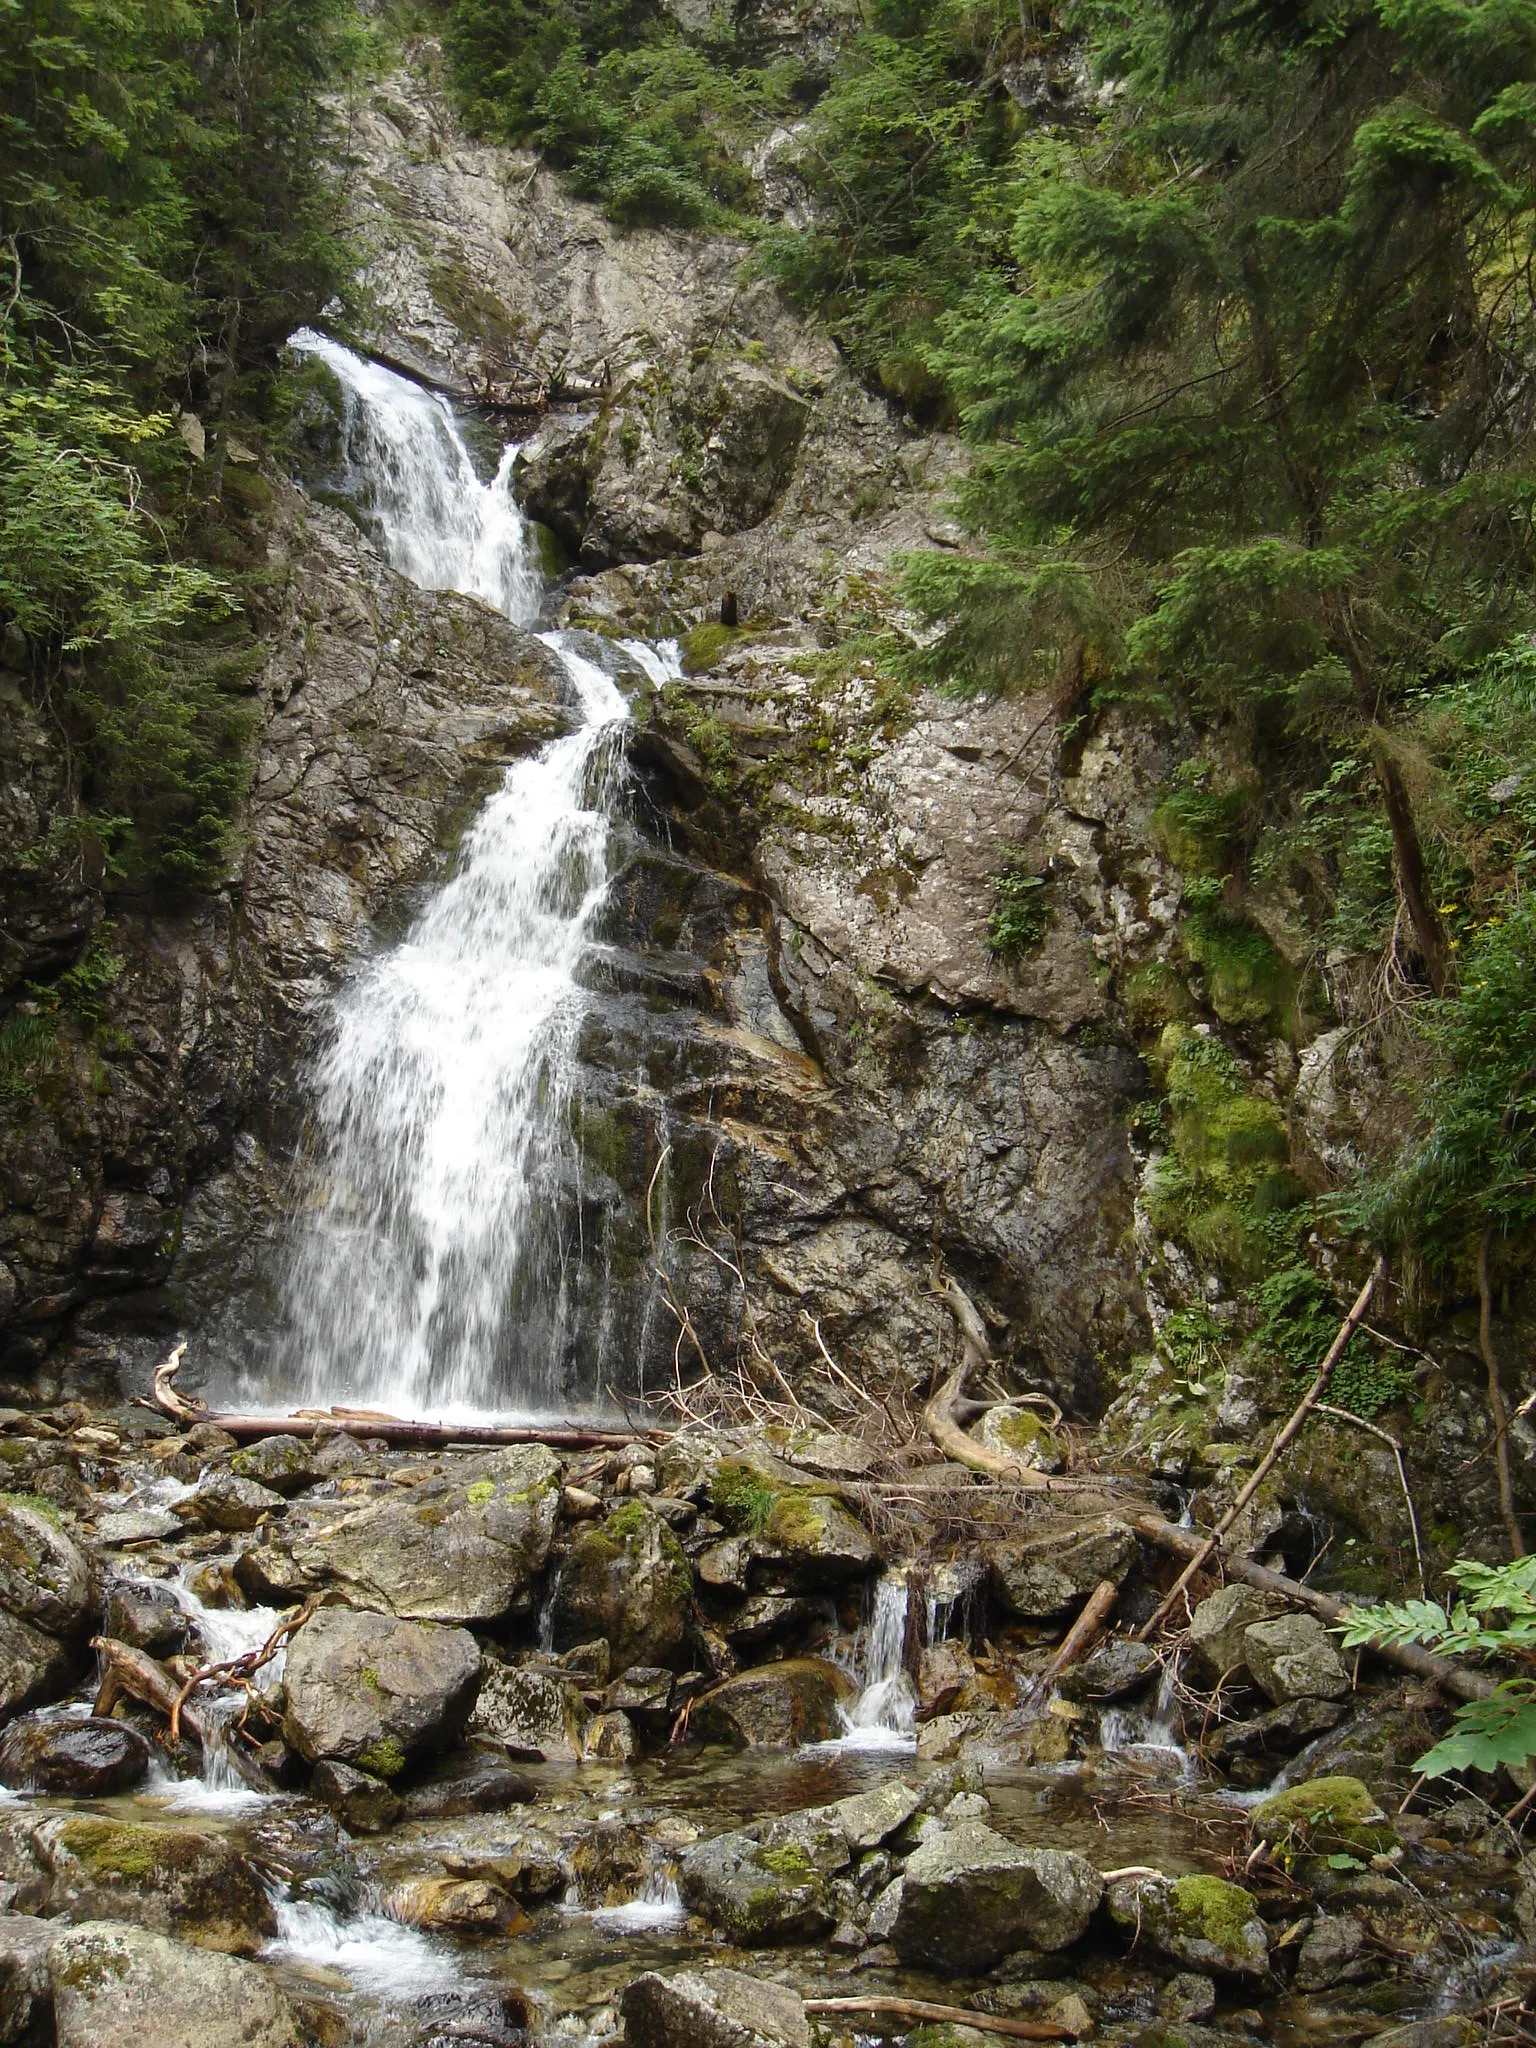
[0,1400,1521,2048]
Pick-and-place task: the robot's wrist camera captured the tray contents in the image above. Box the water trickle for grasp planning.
[837,1570,917,1749]
[252,335,676,1419]
[1098,1660,1194,1778]
[265,1896,460,1997]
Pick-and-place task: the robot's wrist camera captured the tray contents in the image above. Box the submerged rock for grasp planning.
[280,1605,481,1778]
[892,1823,1103,1972]
[1107,1873,1267,1979]
[288,1444,562,1624]
[690,1659,855,1747]
[550,1500,693,1670]
[989,1517,1137,1620]
[621,1967,809,2048]
[0,1713,150,1796]
[48,1920,299,2048]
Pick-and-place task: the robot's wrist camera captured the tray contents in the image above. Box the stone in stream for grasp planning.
[229,1431,364,1495]
[0,1502,93,1638]
[690,1659,855,1747]
[0,1812,276,1953]
[1106,1874,1268,1979]
[287,1443,562,1624]
[1294,1911,1371,1989]
[678,1828,838,1944]
[471,1660,588,1760]
[549,1501,693,1670]
[1056,1639,1159,1703]
[178,1472,286,1533]
[48,1920,300,2048]
[387,1875,527,1933]
[988,1516,1138,1620]
[1249,1775,1397,1860]
[102,1582,189,1657]
[1185,1584,1286,1686]
[587,1709,639,1759]
[890,1822,1103,1972]
[1241,1613,1352,1703]
[398,1744,538,1818]
[621,1967,809,2048]
[96,1508,182,1547]
[916,1640,975,1719]
[1204,1696,1346,1783]
[281,1606,481,1778]
[309,1758,402,1833]
[1158,1972,1217,2021]
[0,1712,151,1796]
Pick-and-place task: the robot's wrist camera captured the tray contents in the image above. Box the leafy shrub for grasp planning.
[986,850,1050,958]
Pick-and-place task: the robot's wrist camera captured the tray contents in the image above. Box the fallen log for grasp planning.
[803,1998,1072,2042]
[149,1344,654,1450]
[93,1636,210,1746]
[1137,1255,1386,1641]
[1136,1514,1494,1704]
[1024,1578,1119,1706]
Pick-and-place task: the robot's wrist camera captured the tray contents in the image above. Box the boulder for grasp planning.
[102,1584,188,1657]
[0,1813,276,1953]
[1250,1775,1396,1860]
[280,1606,481,1778]
[989,1517,1138,1620]
[678,1829,835,1945]
[567,1821,654,1907]
[724,1595,825,1649]
[587,1709,639,1759]
[48,1921,299,2048]
[1241,1614,1351,1704]
[309,1759,402,1834]
[0,1503,92,1637]
[229,1432,362,1495]
[288,1444,562,1624]
[1185,1585,1285,1687]
[621,1967,809,2048]
[549,1502,692,1670]
[1106,1874,1267,1979]
[831,1780,924,1851]
[0,1613,76,1724]
[0,1713,150,1796]
[181,1474,284,1534]
[386,1876,525,1933]
[892,1823,1103,1972]
[691,1660,855,1747]
[0,1911,56,2044]
[1056,1640,1159,1704]
[398,1746,537,1818]
[974,1407,1065,1473]
[917,1641,975,1720]
[705,1460,878,1589]
[471,1661,588,1760]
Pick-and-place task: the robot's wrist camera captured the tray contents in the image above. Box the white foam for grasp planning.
[265,1897,461,1997]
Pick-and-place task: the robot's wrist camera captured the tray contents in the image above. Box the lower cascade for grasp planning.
[257,335,678,1420]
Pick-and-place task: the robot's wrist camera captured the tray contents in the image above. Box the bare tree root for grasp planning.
[925,1275,1099,1493]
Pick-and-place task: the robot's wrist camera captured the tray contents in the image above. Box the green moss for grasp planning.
[993,1410,1053,1455]
[1122,960,1194,1032]
[756,1842,813,1876]
[1167,1874,1260,1947]
[762,1491,828,1551]
[604,1498,650,1541]
[1183,905,1297,1032]
[680,621,742,673]
[60,1819,166,1882]
[709,1461,778,1535]
[465,1479,495,1506]
[1151,773,1249,876]
[1252,1775,1397,1860]
[0,1490,62,1527]
[356,1733,407,1779]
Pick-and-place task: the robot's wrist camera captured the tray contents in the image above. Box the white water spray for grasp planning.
[837,1571,918,1749]
[261,334,674,1418]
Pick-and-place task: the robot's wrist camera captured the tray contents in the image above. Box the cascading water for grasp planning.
[837,1570,918,1749]
[257,334,674,1419]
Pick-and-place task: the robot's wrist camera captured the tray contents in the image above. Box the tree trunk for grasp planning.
[1375,748,1451,995]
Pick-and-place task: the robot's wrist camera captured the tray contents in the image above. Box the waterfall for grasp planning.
[838,1571,918,1749]
[261,334,669,1420]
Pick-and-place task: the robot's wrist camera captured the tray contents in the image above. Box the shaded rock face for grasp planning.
[691,1659,855,1747]
[48,1920,299,2048]
[549,1501,693,1671]
[280,1606,482,1777]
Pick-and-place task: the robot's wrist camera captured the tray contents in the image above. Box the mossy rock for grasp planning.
[550,1499,693,1671]
[680,621,743,673]
[1251,1774,1397,1862]
[1108,1871,1268,1979]
[1123,960,1195,1032]
[974,1406,1064,1472]
[37,1815,278,1954]
[1183,908,1297,1033]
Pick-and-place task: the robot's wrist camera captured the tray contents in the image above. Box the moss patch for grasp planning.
[680,622,743,673]
[709,1461,779,1535]
[1167,1874,1260,1948]
[356,1733,407,1779]
[465,1480,495,1507]
[756,1842,813,1876]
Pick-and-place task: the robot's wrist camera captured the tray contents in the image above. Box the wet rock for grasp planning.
[989,1517,1137,1620]
[229,1432,363,1495]
[398,1745,537,1818]
[832,1780,924,1851]
[1250,1776,1397,1861]
[550,1501,693,1670]
[587,1709,638,1759]
[0,1913,53,2043]
[181,1473,285,1534]
[48,1920,299,2048]
[1294,1912,1371,1990]
[102,1583,188,1657]
[1185,1585,1285,1687]
[1107,1874,1267,1979]
[691,1658,855,1747]
[568,1821,653,1907]
[0,1713,150,1796]
[0,1615,77,1724]
[561,1485,603,1520]
[96,1509,181,1547]
[0,1502,92,1637]
[917,1641,975,1720]
[892,1823,1103,1972]
[446,1830,566,1902]
[1205,1696,1346,1781]
[1373,2022,1477,2048]
[471,1661,588,1760]
[917,1712,979,1761]
[288,1444,562,1624]
[388,1875,526,1933]
[678,1827,836,1943]
[557,1638,612,1685]
[725,1594,825,1649]
[1056,1640,1159,1704]
[621,1966,809,2048]
[1046,1992,1094,2039]
[0,1813,276,1953]
[281,1606,481,1778]
[1158,1973,1216,2022]
[309,1758,402,1834]
[1241,1614,1351,1704]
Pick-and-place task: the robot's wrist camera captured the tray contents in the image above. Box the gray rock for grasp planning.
[1186,1585,1285,1687]
[397,1746,537,1819]
[1106,1874,1267,1979]
[102,1583,188,1656]
[586,1709,638,1759]
[309,1759,402,1834]
[550,1501,692,1670]
[96,1509,181,1547]
[471,1661,587,1760]
[621,1967,809,2048]
[892,1822,1103,1972]
[0,1613,75,1724]
[48,1921,299,2048]
[1056,1640,1159,1703]
[182,1473,285,1533]
[0,1504,92,1637]
[1205,1696,1346,1779]
[691,1659,855,1747]
[289,1444,561,1624]
[678,1829,835,1945]
[281,1606,481,1777]
[989,1517,1138,1620]
[1158,1972,1216,2022]
[866,1876,904,1941]
[1241,1614,1351,1704]
[0,1911,55,2044]
[0,1713,150,1796]
[831,1780,923,1851]
[725,1594,824,1648]
[229,1435,332,1495]
[747,1491,878,1591]
[1294,1911,1370,1990]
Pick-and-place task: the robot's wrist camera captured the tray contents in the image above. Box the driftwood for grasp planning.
[803,1998,1071,2042]
[1025,1579,1120,1706]
[1137,1255,1386,1641]
[169,1596,317,1744]
[1136,1514,1494,1704]
[150,1344,651,1450]
[93,1636,209,1745]
[926,1280,1094,1492]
